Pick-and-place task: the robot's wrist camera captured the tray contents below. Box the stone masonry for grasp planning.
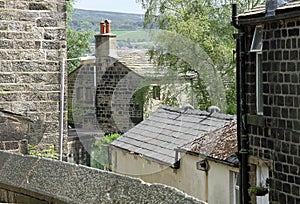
[0,1,67,148]
[239,8,300,204]
[0,150,206,204]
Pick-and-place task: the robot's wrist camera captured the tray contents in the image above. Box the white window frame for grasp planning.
[256,52,263,115]
[230,171,240,204]
[250,25,263,115]
[256,165,269,204]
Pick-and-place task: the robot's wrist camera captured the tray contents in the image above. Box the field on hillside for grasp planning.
[71,9,154,49]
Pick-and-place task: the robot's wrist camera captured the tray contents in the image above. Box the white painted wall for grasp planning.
[111,147,238,203]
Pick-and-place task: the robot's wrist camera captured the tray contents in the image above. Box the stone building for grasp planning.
[68,21,145,135]
[233,0,300,203]
[0,1,67,148]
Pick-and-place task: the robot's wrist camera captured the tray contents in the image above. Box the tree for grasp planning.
[137,0,264,113]
[66,0,93,73]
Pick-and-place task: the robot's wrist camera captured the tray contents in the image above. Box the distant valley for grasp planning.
[70,9,152,49]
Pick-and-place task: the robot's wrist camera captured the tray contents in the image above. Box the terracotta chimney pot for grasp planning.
[105,20,111,34]
[100,21,105,34]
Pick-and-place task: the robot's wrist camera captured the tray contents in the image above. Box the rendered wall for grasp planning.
[111,147,238,203]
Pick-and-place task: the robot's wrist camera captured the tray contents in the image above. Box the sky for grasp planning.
[74,0,145,14]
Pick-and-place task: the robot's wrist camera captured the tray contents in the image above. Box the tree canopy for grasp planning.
[137,0,265,113]
[66,0,93,73]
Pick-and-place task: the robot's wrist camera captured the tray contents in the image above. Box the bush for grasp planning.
[28,144,59,160]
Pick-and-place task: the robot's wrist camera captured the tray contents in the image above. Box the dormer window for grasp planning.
[250,25,263,115]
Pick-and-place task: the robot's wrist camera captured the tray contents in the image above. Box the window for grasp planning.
[230,171,240,204]
[250,25,263,52]
[250,25,263,115]
[256,164,269,204]
[152,86,161,100]
[256,52,263,114]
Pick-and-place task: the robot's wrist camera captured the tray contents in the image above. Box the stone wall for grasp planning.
[0,150,206,204]
[242,17,300,203]
[95,60,144,134]
[0,0,67,147]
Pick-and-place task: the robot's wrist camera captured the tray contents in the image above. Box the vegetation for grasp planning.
[136,0,265,114]
[70,9,144,31]
[91,133,121,170]
[249,182,269,196]
[67,1,93,73]
[28,144,59,160]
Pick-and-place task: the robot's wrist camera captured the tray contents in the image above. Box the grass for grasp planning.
[114,30,152,41]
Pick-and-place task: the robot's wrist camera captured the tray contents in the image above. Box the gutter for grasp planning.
[176,148,239,168]
[231,4,249,204]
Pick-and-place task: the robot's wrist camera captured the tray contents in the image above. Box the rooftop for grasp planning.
[238,0,300,18]
[111,105,236,166]
[179,121,238,165]
[117,49,165,78]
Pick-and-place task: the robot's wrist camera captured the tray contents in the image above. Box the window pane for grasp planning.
[251,26,263,52]
[256,53,263,114]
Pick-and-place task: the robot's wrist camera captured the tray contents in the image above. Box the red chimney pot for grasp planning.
[105,20,111,34]
[100,21,105,34]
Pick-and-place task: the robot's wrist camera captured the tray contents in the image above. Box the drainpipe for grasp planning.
[231,4,249,204]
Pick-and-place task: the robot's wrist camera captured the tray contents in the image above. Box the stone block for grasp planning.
[37,18,57,27]
[29,2,50,10]
[0,40,13,49]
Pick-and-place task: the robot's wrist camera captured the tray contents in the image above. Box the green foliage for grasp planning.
[101,133,121,144]
[28,144,59,160]
[91,133,121,170]
[69,9,144,31]
[137,0,264,114]
[134,86,150,108]
[66,1,93,73]
[249,182,269,196]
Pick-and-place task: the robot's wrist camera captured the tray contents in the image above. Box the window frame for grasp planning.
[250,25,264,115]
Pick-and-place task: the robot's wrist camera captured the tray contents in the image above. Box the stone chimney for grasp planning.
[265,0,293,16]
[95,20,118,58]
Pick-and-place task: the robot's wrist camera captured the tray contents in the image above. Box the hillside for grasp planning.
[70,9,151,49]
[70,9,144,31]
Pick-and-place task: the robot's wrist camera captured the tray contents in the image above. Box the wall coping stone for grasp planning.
[0,151,206,204]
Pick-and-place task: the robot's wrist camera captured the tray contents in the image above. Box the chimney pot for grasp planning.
[100,21,105,34]
[105,20,111,34]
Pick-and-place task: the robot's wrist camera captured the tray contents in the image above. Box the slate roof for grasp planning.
[117,49,161,78]
[111,105,236,166]
[179,121,238,166]
[238,0,300,18]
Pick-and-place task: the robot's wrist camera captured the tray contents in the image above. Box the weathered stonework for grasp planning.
[0,151,205,204]
[239,7,300,204]
[0,1,67,149]
[68,32,144,135]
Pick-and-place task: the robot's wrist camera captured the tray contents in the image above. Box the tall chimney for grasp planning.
[95,19,117,58]
[265,0,293,16]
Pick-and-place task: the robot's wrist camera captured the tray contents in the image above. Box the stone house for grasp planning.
[232,0,300,203]
[68,21,191,135]
[0,1,67,150]
[110,105,238,202]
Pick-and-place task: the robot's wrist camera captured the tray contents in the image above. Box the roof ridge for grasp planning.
[160,105,236,120]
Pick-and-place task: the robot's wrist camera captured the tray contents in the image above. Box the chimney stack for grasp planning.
[95,19,117,58]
